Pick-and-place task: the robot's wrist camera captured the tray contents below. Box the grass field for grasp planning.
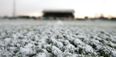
[0,19,116,57]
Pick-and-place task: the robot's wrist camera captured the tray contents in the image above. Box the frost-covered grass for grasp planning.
[0,19,116,57]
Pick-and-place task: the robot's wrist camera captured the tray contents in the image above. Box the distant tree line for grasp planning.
[2,15,42,20]
[76,15,116,20]
[1,15,116,20]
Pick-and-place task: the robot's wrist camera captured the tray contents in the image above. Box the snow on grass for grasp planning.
[0,19,116,57]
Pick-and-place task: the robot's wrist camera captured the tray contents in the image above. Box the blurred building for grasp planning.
[42,9,75,20]
[110,17,116,20]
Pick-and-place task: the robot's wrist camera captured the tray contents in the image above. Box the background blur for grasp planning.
[0,0,116,18]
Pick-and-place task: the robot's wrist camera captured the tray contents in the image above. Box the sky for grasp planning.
[0,0,116,18]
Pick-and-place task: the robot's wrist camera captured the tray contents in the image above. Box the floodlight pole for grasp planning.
[13,0,16,18]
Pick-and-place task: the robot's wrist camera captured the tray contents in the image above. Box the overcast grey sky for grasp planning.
[0,0,116,17]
